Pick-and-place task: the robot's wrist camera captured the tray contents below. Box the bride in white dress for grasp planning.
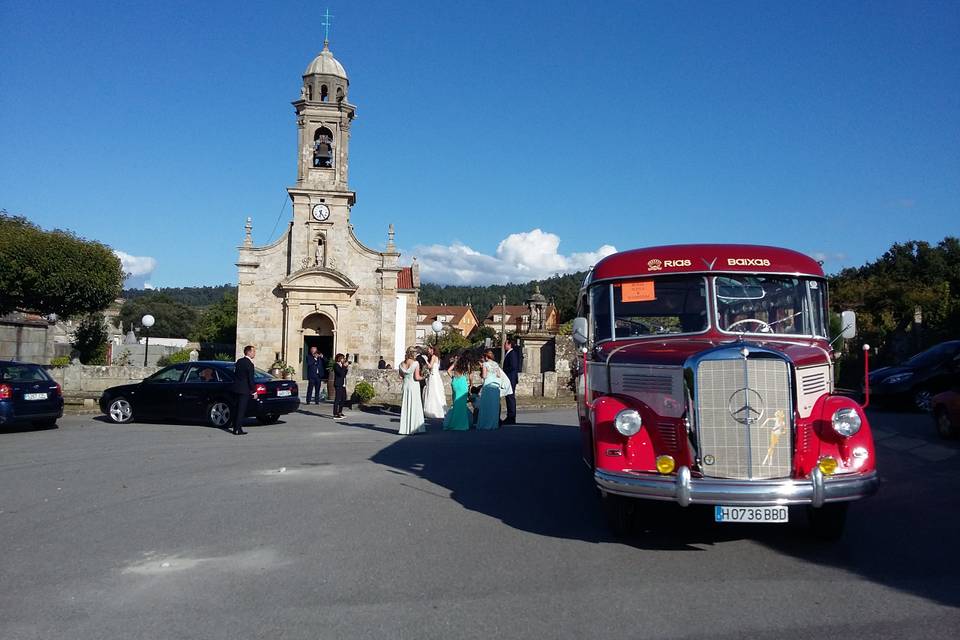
[421,345,447,419]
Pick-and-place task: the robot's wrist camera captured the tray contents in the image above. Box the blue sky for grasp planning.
[2,0,958,287]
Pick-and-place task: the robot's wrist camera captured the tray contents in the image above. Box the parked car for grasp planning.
[868,340,960,412]
[931,383,960,439]
[0,360,64,428]
[98,361,299,427]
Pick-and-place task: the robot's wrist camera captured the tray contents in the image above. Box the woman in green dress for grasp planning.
[443,352,472,431]
[476,349,503,430]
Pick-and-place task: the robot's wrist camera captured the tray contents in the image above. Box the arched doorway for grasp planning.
[301,313,335,381]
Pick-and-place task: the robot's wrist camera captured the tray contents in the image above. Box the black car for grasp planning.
[98,361,300,427]
[0,360,64,428]
[868,340,960,411]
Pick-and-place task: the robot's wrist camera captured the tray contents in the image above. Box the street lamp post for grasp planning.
[431,320,443,348]
[141,314,155,366]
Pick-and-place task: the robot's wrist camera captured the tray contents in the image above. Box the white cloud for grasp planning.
[810,251,848,264]
[114,250,158,288]
[412,229,617,285]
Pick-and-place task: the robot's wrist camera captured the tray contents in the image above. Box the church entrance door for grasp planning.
[302,335,333,381]
[301,313,335,382]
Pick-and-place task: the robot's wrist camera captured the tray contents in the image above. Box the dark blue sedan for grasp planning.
[0,361,64,428]
[98,361,300,427]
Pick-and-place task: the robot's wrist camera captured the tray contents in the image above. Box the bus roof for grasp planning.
[589,244,825,283]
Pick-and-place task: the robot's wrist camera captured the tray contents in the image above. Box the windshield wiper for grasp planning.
[766,311,803,331]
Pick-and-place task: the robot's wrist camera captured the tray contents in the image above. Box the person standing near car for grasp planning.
[332,353,348,419]
[305,346,326,405]
[230,345,257,435]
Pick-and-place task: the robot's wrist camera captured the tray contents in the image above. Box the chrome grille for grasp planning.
[696,358,792,480]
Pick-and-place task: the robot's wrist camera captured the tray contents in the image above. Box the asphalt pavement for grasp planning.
[1,403,958,639]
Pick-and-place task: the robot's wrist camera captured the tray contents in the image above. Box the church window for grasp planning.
[321,84,329,102]
[307,85,313,101]
[336,86,344,102]
[313,127,334,168]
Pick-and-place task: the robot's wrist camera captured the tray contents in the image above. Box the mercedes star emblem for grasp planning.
[728,388,765,425]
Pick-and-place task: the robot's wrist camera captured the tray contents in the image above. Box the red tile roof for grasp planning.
[397,267,414,290]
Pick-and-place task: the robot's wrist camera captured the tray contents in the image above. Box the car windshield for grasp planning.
[715,275,827,337]
[592,275,708,341]
[905,343,958,368]
[0,364,50,383]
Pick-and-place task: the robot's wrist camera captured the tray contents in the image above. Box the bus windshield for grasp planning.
[715,275,827,337]
[592,275,709,341]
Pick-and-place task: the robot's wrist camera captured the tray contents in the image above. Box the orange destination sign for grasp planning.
[622,280,655,302]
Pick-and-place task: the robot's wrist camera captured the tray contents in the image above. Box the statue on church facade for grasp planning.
[315,237,326,267]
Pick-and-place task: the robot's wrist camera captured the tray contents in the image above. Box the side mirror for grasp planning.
[840,310,857,340]
[572,317,589,347]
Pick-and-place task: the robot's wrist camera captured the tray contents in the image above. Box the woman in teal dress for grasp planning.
[443,353,472,431]
[476,349,502,430]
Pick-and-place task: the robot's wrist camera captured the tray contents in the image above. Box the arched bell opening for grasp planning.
[313,127,334,168]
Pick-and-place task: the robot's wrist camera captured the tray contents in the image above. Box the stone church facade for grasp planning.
[236,41,419,375]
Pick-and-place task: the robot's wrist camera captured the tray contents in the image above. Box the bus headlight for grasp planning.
[831,407,862,437]
[614,409,643,436]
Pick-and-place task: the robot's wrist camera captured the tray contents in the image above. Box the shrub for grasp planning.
[71,313,108,364]
[50,356,70,368]
[157,348,193,367]
[113,348,133,366]
[213,352,233,361]
[352,380,376,404]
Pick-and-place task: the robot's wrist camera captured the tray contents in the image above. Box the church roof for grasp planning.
[397,267,415,290]
[304,43,348,79]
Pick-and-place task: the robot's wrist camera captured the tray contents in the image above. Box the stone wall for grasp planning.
[49,365,160,395]
[344,368,565,404]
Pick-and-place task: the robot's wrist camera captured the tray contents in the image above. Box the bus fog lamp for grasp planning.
[818,456,839,476]
[655,455,675,474]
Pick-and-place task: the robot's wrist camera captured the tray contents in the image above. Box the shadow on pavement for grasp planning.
[370,411,960,608]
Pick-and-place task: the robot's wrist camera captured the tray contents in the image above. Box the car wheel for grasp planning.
[913,388,933,413]
[934,407,957,439]
[601,493,636,537]
[257,414,279,425]
[807,503,848,541]
[107,397,134,424]
[207,401,232,428]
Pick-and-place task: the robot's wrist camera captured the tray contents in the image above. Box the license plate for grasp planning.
[715,505,789,523]
[277,389,291,397]
[24,392,47,401]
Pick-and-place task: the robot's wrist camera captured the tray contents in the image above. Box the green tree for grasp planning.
[118,293,198,339]
[830,237,960,362]
[470,325,497,346]
[191,291,238,346]
[72,314,108,364]
[0,214,124,317]
[434,330,471,356]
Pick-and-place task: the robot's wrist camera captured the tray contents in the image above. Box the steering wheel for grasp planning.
[727,318,773,333]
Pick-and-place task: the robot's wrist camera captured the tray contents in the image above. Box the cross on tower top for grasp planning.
[321,8,334,47]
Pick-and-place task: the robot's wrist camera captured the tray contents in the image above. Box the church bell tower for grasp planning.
[287,37,357,272]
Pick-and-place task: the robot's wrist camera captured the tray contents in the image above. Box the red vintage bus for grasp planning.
[572,244,877,538]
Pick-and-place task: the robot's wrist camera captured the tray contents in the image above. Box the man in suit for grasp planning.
[502,337,521,425]
[332,353,348,419]
[230,345,257,435]
[305,346,326,405]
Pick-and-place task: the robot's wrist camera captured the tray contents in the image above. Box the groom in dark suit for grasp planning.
[230,345,257,435]
[502,337,521,425]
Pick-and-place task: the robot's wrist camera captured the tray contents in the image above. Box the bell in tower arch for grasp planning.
[313,127,334,168]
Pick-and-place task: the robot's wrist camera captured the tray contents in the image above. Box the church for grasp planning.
[235,39,419,374]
